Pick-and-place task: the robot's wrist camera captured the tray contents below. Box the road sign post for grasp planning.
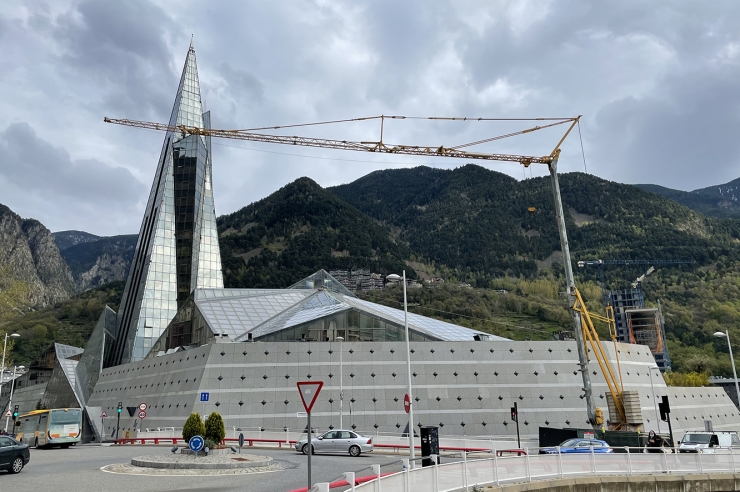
[189,435,204,453]
[297,381,323,491]
[200,392,209,421]
[100,411,108,443]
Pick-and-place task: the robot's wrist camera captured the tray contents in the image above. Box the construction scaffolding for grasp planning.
[625,307,671,370]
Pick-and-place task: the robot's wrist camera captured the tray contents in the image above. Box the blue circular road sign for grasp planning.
[189,435,204,452]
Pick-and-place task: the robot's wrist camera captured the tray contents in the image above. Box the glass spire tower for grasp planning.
[106,41,223,367]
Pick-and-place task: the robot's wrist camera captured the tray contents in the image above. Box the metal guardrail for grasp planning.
[114,436,507,454]
[325,447,740,492]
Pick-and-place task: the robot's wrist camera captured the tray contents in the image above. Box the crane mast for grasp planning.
[105,114,609,428]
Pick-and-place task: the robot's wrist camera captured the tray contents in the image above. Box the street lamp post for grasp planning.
[648,366,661,434]
[4,365,25,432]
[337,336,344,429]
[387,271,415,465]
[0,333,20,392]
[714,330,740,408]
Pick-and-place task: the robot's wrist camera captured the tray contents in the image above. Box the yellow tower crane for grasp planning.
[104,114,626,429]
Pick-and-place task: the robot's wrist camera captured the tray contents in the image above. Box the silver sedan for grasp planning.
[295,430,373,457]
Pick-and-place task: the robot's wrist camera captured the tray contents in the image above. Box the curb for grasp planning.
[131,456,273,470]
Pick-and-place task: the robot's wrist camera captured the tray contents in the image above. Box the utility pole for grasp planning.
[337,336,344,429]
[116,402,122,440]
[548,154,596,427]
[511,403,521,448]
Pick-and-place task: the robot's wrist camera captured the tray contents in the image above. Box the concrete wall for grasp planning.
[0,382,46,419]
[481,474,740,491]
[87,340,740,439]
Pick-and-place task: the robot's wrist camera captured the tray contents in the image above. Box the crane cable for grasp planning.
[577,119,588,174]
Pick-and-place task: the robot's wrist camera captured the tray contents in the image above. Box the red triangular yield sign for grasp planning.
[296,381,324,413]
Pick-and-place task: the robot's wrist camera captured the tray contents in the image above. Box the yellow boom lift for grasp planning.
[104,114,626,429]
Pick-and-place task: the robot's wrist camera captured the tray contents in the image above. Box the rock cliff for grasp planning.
[0,204,76,308]
[59,234,137,291]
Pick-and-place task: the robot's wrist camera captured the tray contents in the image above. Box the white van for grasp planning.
[678,431,740,453]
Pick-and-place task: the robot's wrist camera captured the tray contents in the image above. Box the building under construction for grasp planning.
[329,269,385,293]
[610,288,671,371]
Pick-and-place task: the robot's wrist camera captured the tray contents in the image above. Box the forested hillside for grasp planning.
[1,281,123,365]
[3,166,740,376]
[330,166,740,285]
[217,177,414,288]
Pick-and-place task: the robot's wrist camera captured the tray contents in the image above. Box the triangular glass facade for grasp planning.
[106,43,223,367]
[288,269,355,297]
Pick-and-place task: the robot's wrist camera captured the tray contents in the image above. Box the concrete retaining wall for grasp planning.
[87,340,740,439]
[481,474,740,492]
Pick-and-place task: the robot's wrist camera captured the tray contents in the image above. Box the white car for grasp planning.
[295,430,373,457]
[679,431,740,453]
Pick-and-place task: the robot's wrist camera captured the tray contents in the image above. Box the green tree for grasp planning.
[182,412,206,442]
[204,411,226,444]
[30,324,48,339]
[663,371,710,387]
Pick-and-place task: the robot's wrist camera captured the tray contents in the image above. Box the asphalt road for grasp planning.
[0,444,403,492]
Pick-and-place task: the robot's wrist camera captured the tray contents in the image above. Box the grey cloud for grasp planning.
[0,123,145,205]
[218,64,264,104]
[52,0,177,119]
[3,0,740,235]
[592,65,740,188]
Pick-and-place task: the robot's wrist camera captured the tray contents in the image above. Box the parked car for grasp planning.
[295,430,373,457]
[539,438,613,454]
[0,436,30,474]
[679,431,740,453]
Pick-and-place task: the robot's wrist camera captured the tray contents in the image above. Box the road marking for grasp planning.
[99,464,282,476]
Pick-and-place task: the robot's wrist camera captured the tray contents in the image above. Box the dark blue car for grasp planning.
[539,438,613,454]
[0,436,30,473]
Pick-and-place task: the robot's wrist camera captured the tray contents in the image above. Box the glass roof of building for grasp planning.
[196,291,313,338]
[236,291,350,341]
[339,295,509,342]
[55,343,84,361]
[195,270,509,342]
[287,269,355,297]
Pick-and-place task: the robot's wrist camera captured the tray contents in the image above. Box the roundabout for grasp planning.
[101,452,282,476]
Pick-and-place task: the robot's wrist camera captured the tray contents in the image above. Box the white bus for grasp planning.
[16,408,82,448]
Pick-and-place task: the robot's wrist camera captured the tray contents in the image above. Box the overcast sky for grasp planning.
[2,1,740,236]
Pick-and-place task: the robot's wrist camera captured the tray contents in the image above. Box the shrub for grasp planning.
[204,438,219,451]
[205,411,226,443]
[183,412,206,443]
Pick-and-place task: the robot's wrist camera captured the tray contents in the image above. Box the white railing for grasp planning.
[134,426,537,451]
[342,448,740,492]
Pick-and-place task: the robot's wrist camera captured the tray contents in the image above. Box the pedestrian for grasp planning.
[647,430,663,453]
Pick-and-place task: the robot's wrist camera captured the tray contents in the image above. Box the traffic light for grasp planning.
[117,402,122,414]
[659,395,670,421]
[12,405,19,419]
[510,406,517,422]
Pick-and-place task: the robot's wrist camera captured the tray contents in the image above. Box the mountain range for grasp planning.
[1,166,739,375]
[55,233,138,291]
[635,177,740,219]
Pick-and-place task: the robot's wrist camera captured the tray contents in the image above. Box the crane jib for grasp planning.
[103,116,569,165]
